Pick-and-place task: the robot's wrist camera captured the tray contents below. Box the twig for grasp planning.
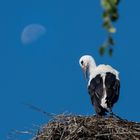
[23,102,56,118]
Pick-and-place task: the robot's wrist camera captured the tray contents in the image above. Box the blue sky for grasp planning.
[0,0,140,139]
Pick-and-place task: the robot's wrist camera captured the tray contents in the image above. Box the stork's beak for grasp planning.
[82,66,88,80]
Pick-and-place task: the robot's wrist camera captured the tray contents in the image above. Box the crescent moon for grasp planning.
[21,24,46,44]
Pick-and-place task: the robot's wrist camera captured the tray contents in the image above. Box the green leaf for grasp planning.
[99,46,105,56]
[108,36,115,45]
[103,11,110,18]
[103,20,111,29]
[111,12,119,21]
[114,0,120,5]
[108,27,116,33]
[109,48,113,56]
[101,0,112,10]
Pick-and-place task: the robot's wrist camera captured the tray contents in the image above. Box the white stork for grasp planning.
[79,55,120,116]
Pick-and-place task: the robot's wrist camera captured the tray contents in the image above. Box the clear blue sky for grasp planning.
[0,0,140,139]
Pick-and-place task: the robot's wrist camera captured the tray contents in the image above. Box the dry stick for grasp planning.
[60,126,67,140]
[95,131,140,137]
[23,102,56,118]
[12,129,33,135]
[65,119,85,139]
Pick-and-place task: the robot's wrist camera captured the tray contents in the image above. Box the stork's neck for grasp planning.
[88,60,96,78]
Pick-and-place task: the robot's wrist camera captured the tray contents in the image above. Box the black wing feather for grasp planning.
[105,72,120,108]
[88,74,107,115]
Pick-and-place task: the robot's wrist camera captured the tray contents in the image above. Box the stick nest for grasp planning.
[33,115,140,140]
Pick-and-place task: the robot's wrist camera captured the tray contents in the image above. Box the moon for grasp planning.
[21,24,46,44]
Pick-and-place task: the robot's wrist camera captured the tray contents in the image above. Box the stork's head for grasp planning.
[79,55,96,80]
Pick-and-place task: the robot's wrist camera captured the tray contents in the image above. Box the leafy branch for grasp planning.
[99,0,120,56]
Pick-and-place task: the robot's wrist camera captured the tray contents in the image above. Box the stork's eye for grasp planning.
[81,60,84,65]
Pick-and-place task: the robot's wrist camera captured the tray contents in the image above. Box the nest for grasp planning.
[33,115,140,140]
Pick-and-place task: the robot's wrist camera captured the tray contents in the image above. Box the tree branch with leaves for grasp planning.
[99,0,120,56]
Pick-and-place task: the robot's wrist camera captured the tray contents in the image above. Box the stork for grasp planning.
[79,55,120,116]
